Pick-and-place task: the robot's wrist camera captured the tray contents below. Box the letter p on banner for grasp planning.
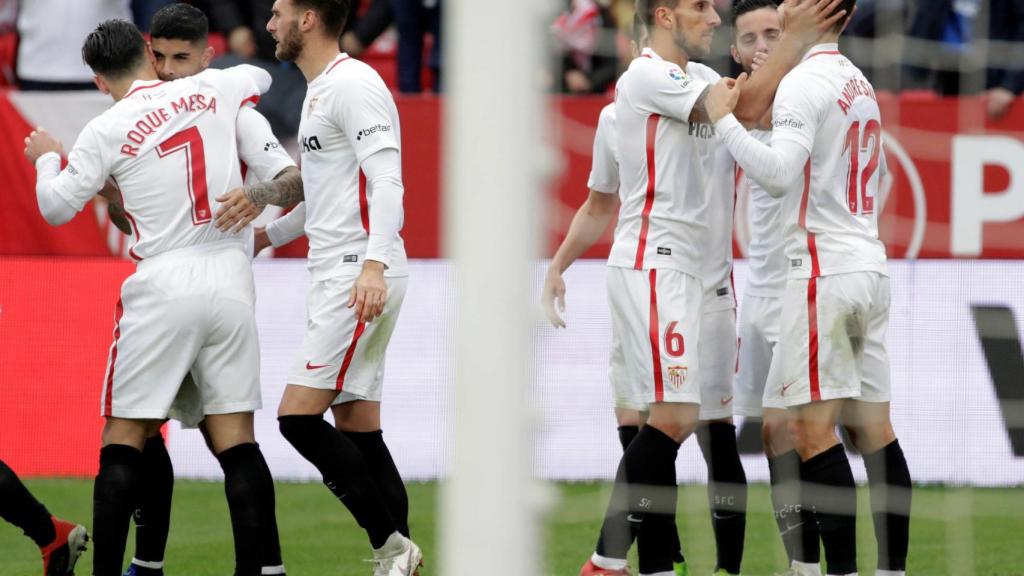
[952,136,1024,256]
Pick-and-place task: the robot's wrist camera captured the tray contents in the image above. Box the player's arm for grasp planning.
[731,0,848,127]
[543,190,620,328]
[708,74,815,196]
[98,180,133,235]
[257,202,307,256]
[25,126,109,226]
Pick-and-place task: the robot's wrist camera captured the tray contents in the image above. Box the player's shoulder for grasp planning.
[626,52,696,91]
[598,102,616,127]
[323,55,388,93]
[684,61,720,83]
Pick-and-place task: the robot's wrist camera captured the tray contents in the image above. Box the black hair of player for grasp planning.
[732,0,779,27]
[632,11,646,45]
[829,0,856,33]
[293,0,351,38]
[150,3,209,43]
[635,0,680,28]
[82,19,146,80]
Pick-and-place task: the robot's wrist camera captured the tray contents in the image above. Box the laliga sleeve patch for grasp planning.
[667,66,691,88]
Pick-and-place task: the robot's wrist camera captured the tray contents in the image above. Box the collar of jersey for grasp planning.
[802,43,840,61]
[124,79,165,98]
[640,47,663,61]
[315,52,352,82]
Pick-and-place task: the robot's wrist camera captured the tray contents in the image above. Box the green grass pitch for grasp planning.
[2,481,1022,575]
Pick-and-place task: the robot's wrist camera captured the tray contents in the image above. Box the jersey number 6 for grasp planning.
[157,126,211,226]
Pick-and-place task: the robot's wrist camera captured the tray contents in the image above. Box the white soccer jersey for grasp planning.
[702,142,738,311]
[44,66,270,261]
[770,44,888,279]
[610,47,719,276]
[237,106,295,186]
[587,103,618,194]
[743,129,787,297]
[297,53,408,280]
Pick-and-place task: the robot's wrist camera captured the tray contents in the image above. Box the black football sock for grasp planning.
[617,425,640,451]
[616,426,681,576]
[801,444,857,575]
[863,439,911,572]
[131,434,174,565]
[93,444,144,576]
[697,423,747,575]
[0,458,56,547]
[345,430,410,537]
[769,450,821,564]
[252,448,285,572]
[278,415,397,548]
[217,443,276,576]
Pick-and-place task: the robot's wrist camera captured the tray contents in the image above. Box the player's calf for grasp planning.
[697,421,748,575]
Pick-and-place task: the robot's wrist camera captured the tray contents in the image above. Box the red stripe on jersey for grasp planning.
[800,161,822,401]
[240,161,249,181]
[111,176,143,261]
[123,81,165,99]
[807,50,841,60]
[359,170,369,234]
[648,269,664,403]
[103,298,125,417]
[335,321,367,391]
[326,56,352,75]
[634,114,660,270]
[240,95,260,108]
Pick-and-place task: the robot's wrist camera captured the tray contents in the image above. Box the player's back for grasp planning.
[774,44,887,279]
[611,48,720,276]
[82,66,265,260]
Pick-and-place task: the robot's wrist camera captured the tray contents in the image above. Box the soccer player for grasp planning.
[0,458,88,575]
[261,1,422,574]
[110,5,300,576]
[709,1,913,575]
[729,1,823,574]
[24,19,279,576]
[569,0,846,574]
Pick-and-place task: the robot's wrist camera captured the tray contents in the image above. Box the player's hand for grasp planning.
[751,50,768,73]
[986,87,1016,120]
[348,260,388,323]
[542,269,568,328]
[253,226,272,257]
[215,188,264,233]
[23,127,63,164]
[782,0,847,47]
[707,74,747,123]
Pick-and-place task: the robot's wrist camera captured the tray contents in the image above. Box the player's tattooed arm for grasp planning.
[98,180,132,235]
[688,85,713,125]
[214,166,303,233]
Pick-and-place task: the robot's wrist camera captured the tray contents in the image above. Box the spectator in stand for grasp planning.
[16,0,132,90]
[131,0,174,32]
[393,0,441,93]
[341,0,393,57]
[551,0,618,94]
[986,0,1024,119]
[904,0,978,95]
[196,0,306,137]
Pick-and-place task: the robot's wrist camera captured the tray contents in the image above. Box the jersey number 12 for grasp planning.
[843,119,880,216]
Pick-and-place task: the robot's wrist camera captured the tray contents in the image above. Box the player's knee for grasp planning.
[761,416,791,457]
[847,421,896,455]
[277,414,323,447]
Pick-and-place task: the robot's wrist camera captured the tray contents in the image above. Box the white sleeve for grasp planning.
[714,114,809,197]
[587,108,619,194]
[332,75,399,163]
[767,74,820,154]
[236,106,295,182]
[208,65,272,110]
[360,148,404,267]
[36,124,110,225]
[265,203,306,247]
[632,62,711,123]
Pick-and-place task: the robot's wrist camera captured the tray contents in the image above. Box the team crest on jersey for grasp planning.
[667,66,690,87]
[307,96,320,115]
[667,365,688,390]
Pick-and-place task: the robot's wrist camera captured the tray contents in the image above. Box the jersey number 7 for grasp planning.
[156,126,211,226]
[843,119,881,216]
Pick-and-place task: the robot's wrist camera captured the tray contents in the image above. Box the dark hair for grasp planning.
[294,0,351,38]
[632,11,646,45]
[830,0,856,33]
[732,0,778,26]
[634,0,680,27]
[151,3,209,43]
[82,19,146,79]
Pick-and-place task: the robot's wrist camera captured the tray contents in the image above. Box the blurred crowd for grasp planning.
[550,0,1023,118]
